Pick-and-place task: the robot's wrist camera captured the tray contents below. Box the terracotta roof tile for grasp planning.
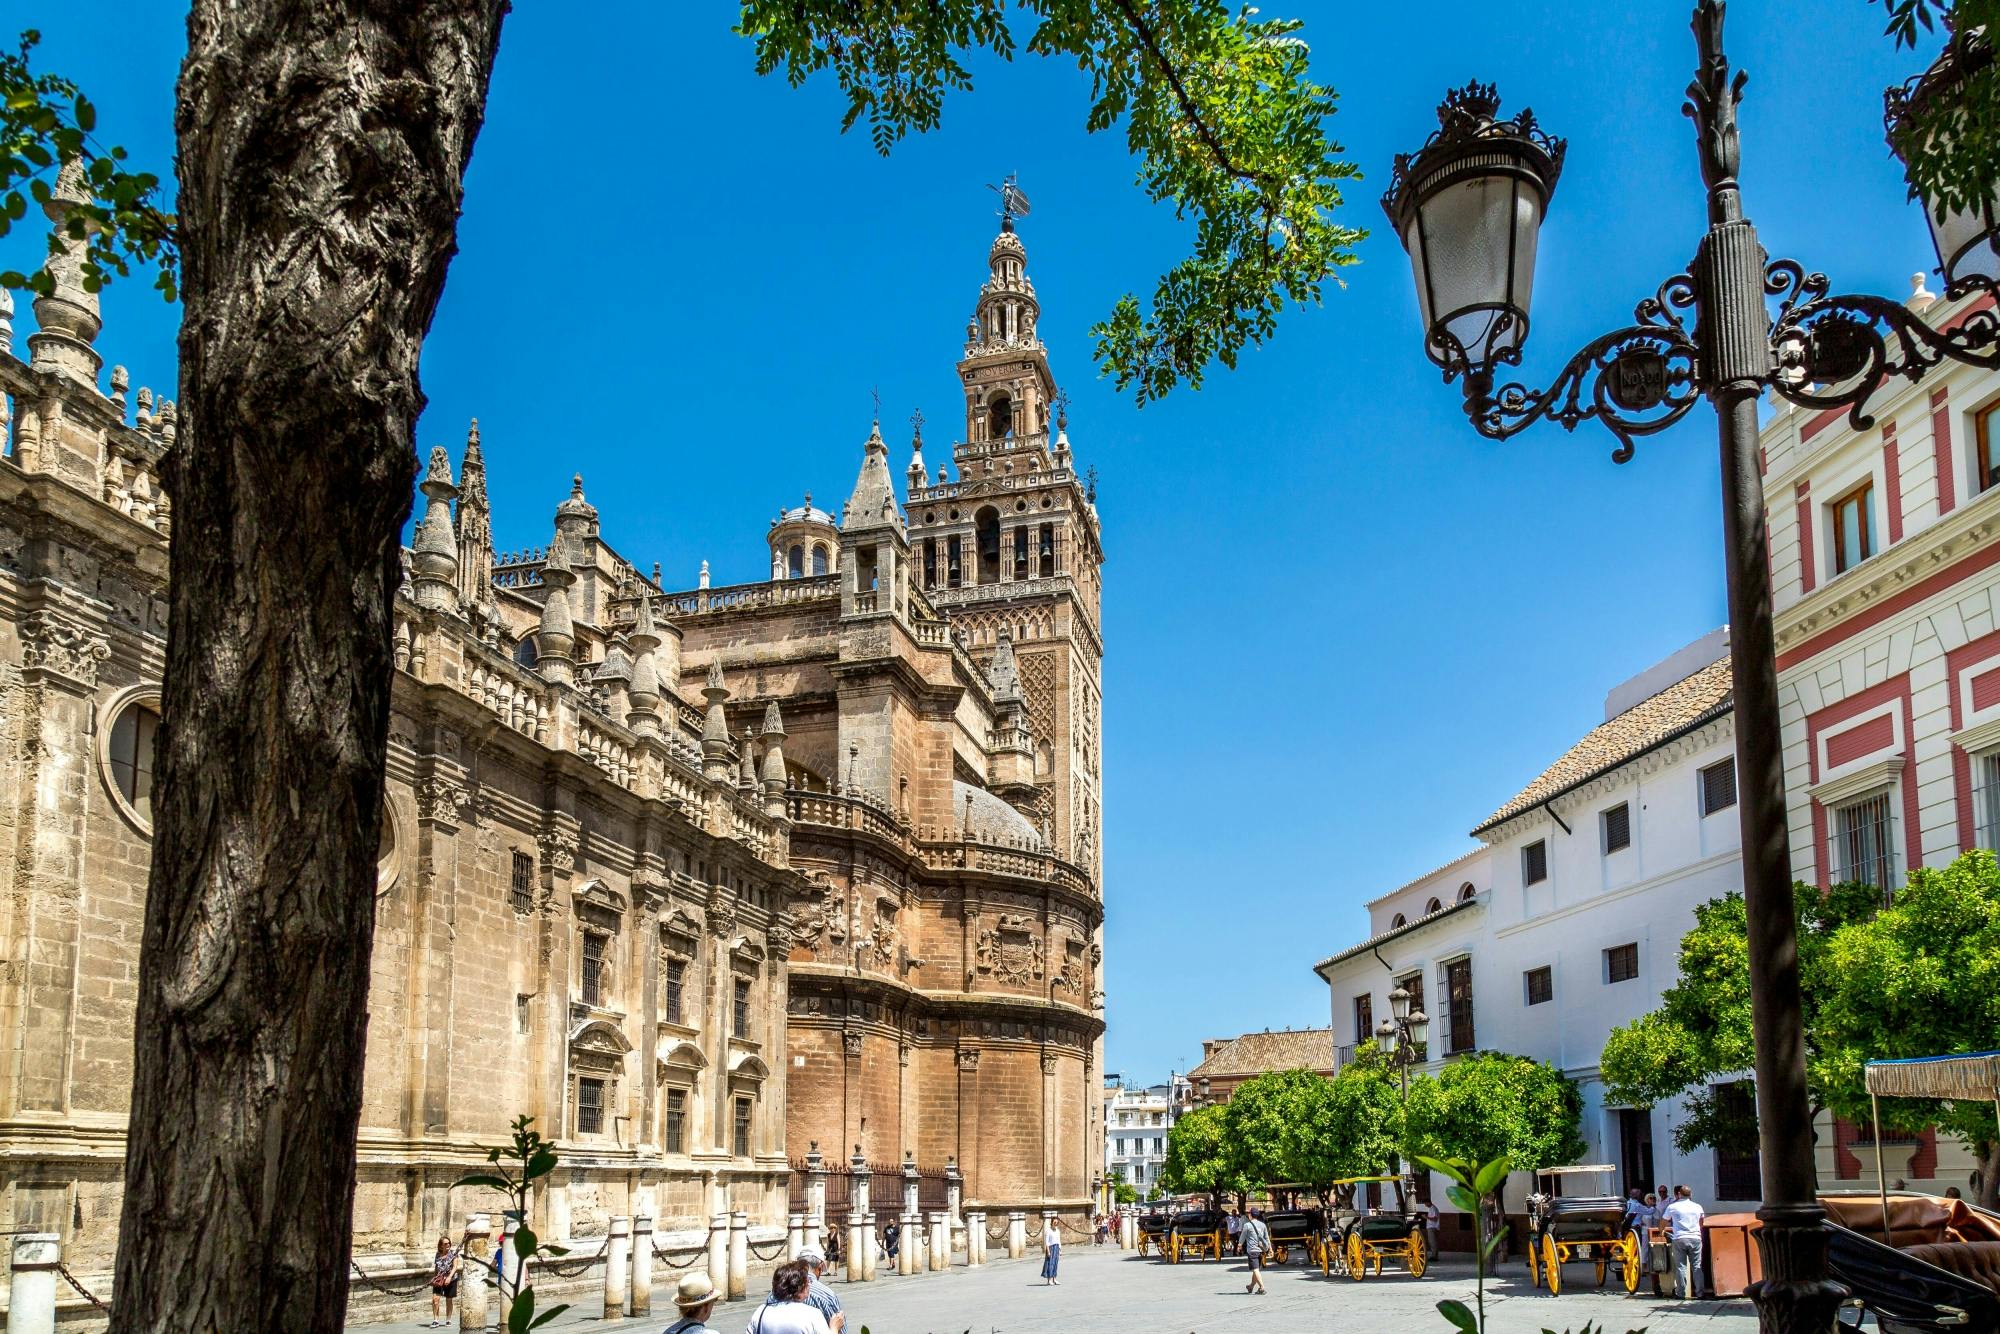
[1188,1028,1335,1079]
[1471,656,1733,835]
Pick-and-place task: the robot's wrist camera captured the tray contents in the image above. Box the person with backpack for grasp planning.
[1240,1207,1270,1295]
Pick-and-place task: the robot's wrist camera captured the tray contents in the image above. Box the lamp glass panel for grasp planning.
[1414,171,1543,366]
[1929,192,2000,284]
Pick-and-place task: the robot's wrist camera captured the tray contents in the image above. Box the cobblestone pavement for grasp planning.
[357,1244,1761,1333]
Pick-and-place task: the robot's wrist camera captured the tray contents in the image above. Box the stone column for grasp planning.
[850,1148,875,1281]
[965,1211,984,1267]
[897,1211,917,1276]
[728,1209,749,1300]
[945,1158,964,1259]
[706,1213,729,1303]
[603,1215,630,1318]
[862,1210,877,1282]
[846,1206,866,1284]
[1007,1211,1026,1260]
[630,1212,654,1319]
[805,1143,827,1252]
[787,1213,804,1260]
[458,1214,491,1331]
[8,1233,57,1334]
[928,1212,947,1271]
[501,1216,528,1313]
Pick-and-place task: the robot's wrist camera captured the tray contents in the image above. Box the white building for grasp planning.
[1315,632,1755,1248]
[1103,1077,1179,1194]
[1764,272,2000,1191]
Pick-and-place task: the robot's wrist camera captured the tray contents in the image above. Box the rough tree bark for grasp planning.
[111,3,507,1329]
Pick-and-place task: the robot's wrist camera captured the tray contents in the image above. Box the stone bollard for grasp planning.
[928,1211,947,1271]
[965,1210,984,1267]
[863,1212,878,1281]
[787,1213,804,1261]
[728,1210,749,1300]
[631,1213,654,1319]
[604,1215,631,1318]
[896,1212,916,1276]
[707,1213,730,1304]
[1006,1210,1026,1260]
[846,1209,865,1283]
[9,1233,58,1334]
[458,1213,491,1331]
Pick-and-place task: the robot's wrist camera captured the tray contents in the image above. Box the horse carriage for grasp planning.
[1524,1164,1642,1295]
[1318,1175,1427,1280]
[1165,1207,1227,1263]
[1135,1208,1170,1259]
[1261,1207,1326,1267]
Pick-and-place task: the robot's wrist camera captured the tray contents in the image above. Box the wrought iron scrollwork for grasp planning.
[1459,275,1702,462]
[1767,262,2000,430]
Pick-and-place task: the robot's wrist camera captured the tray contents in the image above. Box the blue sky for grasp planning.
[21,3,1943,1085]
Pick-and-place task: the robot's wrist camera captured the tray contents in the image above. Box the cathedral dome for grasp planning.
[778,500,836,527]
[952,779,1044,850]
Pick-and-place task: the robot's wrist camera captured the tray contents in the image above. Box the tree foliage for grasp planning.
[1599,879,1883,1155]
[0,30,176,297]
[736,0,1362,403]
[1158,1102,1243,1197]
[1877,1,2000,219]
[1320,1041,1408,1181]
[1403,1051,1585,1175]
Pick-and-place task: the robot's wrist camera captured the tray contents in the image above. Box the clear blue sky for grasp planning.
[21,3,1943,1087]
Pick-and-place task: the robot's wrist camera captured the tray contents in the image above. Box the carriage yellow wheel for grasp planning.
[1620,1237,1642,1293]
[1408,1239,1427,1278]
[1167,1234,1179,1265]
[1346,1230,1366,1281]
[1542,1233,1563,1296]
[1594,1256,1608,1287]
[1526,1232,1541,1288]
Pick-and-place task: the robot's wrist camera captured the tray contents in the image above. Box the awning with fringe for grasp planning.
[1863,1051,2000,1101]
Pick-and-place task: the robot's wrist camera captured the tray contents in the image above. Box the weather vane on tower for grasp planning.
[987,173,1032,230]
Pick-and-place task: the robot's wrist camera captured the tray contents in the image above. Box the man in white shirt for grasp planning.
[1661,1185,1706,1300]
[1226,1208,1244,1255]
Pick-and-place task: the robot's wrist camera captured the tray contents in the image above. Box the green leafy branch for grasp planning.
[735,0,1362,404]
[1876,1,2000,220]
[455,1116,572,1334]
[0,29,177,299]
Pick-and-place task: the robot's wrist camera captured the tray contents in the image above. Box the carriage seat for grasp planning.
[1903,1241,2000,1299]
[1821,1195,2000,1249]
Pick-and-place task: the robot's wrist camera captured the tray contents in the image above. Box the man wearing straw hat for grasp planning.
[662,1272,722,1334]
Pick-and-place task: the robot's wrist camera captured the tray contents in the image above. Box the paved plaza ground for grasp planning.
[358,1243,1761,1333]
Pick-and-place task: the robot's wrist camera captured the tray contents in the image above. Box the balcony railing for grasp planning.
[1829,790,1899,904]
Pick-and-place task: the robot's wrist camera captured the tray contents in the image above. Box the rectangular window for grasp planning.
[1977,751,2000,852]
[1522,839,1548,885]
[1443,958,1475,1054]
[1605,942,1640,984]
[1831,789,1897,899]
[733,978,751,1037]
[1153,1137,1164,1155]
[1524,965,1553,1006]
[733,1097,753,1158]
[1602,803,1632,854]
[511,851,534,913]
[1712,1081,1762,1200]
[1700,758,1738,816]
[1978,400,2000,496]
[664,958,686,1025]
[577,1077,605,1135]
[665,1088,687,1153]
[1830,478,1876,574]
[580,933,606,1007]
[1353,993,1374,1045]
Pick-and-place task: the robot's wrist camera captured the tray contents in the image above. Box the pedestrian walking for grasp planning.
[1095,1214,1109,1246]
[1240,1207,1270,1294]
[747,1261,833,1334]
[791,1245,844,1333]
[665,1273,723,1334]
[1662,1185,1706,1300]
[1040,1216,1062,1285]
[882,1219,900,1264]
[426,1233,460,1328]
[1424,1200,1441,1259]
[1225,1207,1243,1256]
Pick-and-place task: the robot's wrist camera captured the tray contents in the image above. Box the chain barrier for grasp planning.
[984,1224,1008,1242]
[537,1231,611,1278]
[651,1240,706,1270]
[747,1240,789,1261]
[54,1259,109,1314]
[348,1257,437,1298]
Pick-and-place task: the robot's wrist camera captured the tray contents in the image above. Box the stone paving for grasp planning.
[356,1243,1761,1333]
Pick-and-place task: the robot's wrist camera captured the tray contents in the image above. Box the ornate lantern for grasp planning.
[1383,81,1567,379]
[1885,27,2000,289]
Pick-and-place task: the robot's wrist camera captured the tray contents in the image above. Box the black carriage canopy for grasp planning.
[1862,1051,2000,1239]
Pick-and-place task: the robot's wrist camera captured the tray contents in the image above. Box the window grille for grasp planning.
[1700,758,1737,816]
[1443,958,1475,1054]
[733,978,751,1037]
[1353,993,1373,1044]
[1605,942,1639,984]
[1523,840,1548,885]
[1524,966,1553,1006]
[1602,803,1632,854]
[1830,789,1898,902]
[665,1088,686,1153]
[733,1097,753,1158]
[665,959,686,1025]
[511,851,534,913]
[577,1078,605,1135]
[581,933,605,1007]
[1975,751,2000,853]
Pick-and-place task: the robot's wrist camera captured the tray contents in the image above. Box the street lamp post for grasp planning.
[1384,6,2000,1331]
[1375,986,1429,1203]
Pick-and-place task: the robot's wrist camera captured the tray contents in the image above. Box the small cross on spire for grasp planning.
[909,407,925,442]
[871,385,881,423]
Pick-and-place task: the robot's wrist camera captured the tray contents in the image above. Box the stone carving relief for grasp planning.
[862,898,898,969]
[1052,932,1087,998]
[956,1048,980,1073]
[19,611,108,688]
[794,874,847,959]
[1040,1051,1058,1075]
[415,774,475,827]
[538,824,579,878]
[974,913,1043,987]
[841,1030,863,1058]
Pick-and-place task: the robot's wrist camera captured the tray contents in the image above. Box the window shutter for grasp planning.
[1602,804,1631,853]
[1701,759,1737,816]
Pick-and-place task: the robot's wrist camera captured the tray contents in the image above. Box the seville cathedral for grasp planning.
[0,173,1105,1288]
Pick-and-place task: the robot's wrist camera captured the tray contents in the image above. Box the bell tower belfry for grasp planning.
[906,210,1105,883]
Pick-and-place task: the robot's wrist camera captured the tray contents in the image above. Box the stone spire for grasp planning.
[455,419,495,613]
[28,161,103,387]
[843,419,902,533]
[700,660,733,783]
[759,701,788,818]
[410,446,461,613]
[987,625,1023,707]
[906,410,928,493]
[738,728,759,792]
[625,596,664,739]
[535,531,578,686]
[1052,393,1073,471]
[0,288,14,356]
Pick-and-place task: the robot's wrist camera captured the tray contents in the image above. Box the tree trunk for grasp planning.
[111,3,506,1329]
